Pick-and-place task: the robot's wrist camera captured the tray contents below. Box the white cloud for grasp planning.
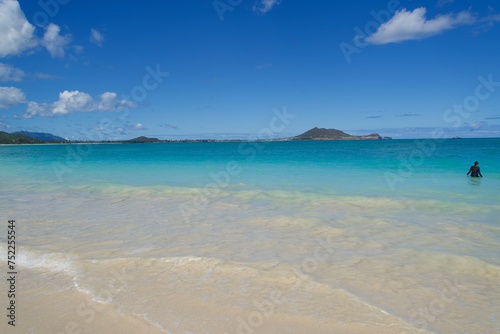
[0,2,72,59]
[24,90,135,118]
[97,92,135,111]
[0,86,26,108]
[253,0,281,14]
[42,23,71,58]
[0,63,25,82]
[25,101,51,117]
[365,7,475,45]
[133,123,147,130]
[90,28,105,47]
[0,0,38,57]
[52,90,93,114]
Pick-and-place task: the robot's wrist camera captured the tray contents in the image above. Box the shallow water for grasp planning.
[1,139,499,333]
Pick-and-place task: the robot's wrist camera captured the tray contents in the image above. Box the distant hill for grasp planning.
[0,131,42,144]
[15,131,67,142]
[294,127,382,140]
[126,136,161,143]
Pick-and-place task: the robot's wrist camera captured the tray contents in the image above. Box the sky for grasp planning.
[0,0,500,140]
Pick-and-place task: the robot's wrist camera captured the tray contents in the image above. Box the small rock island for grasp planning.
[293,127,390,140]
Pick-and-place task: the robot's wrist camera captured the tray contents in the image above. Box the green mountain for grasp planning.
[126,136,161,143]
[15,131,67,142]
[0,131,42,144]
[294,127,382,140]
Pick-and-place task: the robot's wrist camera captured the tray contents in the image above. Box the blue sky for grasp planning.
[0,0,499,139]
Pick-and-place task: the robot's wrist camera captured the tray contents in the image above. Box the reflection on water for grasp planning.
[468,176,482,186]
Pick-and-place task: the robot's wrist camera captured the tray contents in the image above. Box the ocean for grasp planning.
[1,138,499,333]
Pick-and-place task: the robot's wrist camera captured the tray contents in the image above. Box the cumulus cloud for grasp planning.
[25,101,51,117]
[365,7,475,45]
[52,90,93,114]
[42,23,71,58]
[0,63,25,82]
[253,0,281,14]
[97,92,135,111]
[0,86,26,108]
[90,28,105,47]
[0,0,38,57]
[24,90,135,118]
[0,1,72,59]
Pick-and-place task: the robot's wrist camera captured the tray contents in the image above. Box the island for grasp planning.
[126,136,161,143]
[293,127,389,140]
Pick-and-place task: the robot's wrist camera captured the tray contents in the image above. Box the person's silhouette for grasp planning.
[467,161,483,177]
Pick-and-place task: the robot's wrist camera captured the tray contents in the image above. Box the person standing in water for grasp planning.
[467,161,483,177]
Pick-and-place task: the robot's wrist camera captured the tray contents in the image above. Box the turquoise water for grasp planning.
[1,139,499,333]
[3,138,499,195]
